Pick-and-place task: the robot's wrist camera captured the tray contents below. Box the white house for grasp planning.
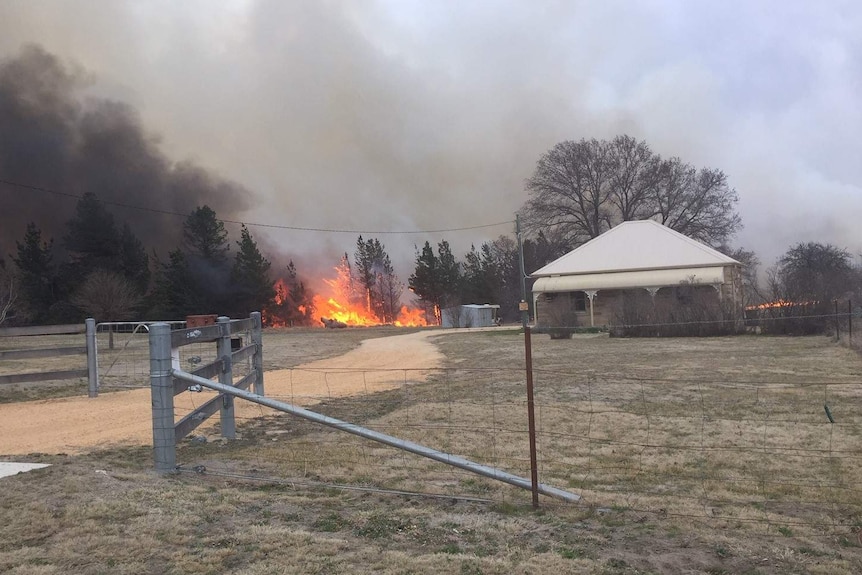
[531,220,743,327]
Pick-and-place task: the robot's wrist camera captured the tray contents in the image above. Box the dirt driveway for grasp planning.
[0,330,444,456]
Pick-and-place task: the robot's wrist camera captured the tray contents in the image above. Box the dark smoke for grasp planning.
[0,45,251,259]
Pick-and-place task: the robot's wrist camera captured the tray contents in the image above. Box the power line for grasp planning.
[0,177,514,235]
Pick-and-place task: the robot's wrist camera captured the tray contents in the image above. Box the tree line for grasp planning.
[3,133,858,331]
[3,193,279,326]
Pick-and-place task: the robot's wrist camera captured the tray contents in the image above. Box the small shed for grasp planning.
[441,304,500,328]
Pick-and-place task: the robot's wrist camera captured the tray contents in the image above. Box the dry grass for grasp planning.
[2,330,862,574]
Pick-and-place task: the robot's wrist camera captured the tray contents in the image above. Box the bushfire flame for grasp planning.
[265,272,428,328]
[745,299,819,311]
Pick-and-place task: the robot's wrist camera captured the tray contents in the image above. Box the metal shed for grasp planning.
[441,304,501,328]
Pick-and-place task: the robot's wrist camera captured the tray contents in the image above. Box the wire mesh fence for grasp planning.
[172,331,862,538]
[96,320,256,392]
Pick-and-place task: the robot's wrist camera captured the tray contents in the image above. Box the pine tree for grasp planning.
[119,224,150,293]
[461,244,487,305]
[148,249,197,318]
[181,205,231,314]
[373,251,402,323]
[230,225,274,317]
[183,205,229,262]
[409,241,442,323]
[354,236,376,313]
[437,240,461,307]
[62,193,150,298]
[13,222,57,323]
[354,236,400,322]
[63,192,122,284]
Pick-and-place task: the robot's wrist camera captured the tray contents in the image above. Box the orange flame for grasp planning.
[746,299,819,311]
[262,278,290,327]
[313,294,380,326]
[265,269,428,328]
[395,305,428,327]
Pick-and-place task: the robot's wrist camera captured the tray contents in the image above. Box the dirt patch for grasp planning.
[0,330,444,456]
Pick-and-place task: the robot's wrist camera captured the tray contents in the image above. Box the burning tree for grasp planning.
[265,261,315,327]
[409,240,461,325]
[353,236,402,323]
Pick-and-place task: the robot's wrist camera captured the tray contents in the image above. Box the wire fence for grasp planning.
[11,315,858,538]
[172,336,862,537]
[96,320,255,392]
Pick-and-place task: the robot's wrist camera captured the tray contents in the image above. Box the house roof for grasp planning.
[531,220,739,277]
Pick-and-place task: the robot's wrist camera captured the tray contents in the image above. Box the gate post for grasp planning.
[250,311,264,395]
[217,316,236,439]
[149,322,176,472]
[85,318,99,398]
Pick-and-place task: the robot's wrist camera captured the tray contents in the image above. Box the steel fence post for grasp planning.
[149,322,176,472]
[217,316,236,439]
[251,311,264,396]
[85,318,99,398]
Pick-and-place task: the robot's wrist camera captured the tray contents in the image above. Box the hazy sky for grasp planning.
[2,0,861,279]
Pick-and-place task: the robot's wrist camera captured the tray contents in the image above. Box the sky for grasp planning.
[2,0,861,282]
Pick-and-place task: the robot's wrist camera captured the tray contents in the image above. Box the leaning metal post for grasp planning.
[217,316,236,439]
[250,311,264,395]
[172,369,580,503]
[516,214,541,509]
[85,318,99,398]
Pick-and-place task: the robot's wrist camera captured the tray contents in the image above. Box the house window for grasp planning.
[574,292,587,312]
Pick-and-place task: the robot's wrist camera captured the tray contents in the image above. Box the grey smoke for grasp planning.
[0,45,250,260]
[1,0,861,282]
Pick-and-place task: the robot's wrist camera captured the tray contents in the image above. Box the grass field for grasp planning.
[2,329,862,574]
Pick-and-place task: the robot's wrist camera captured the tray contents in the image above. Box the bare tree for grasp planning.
[0,260,18,326]
[72,270,141,348]
[722,247,760,307]
[760,242,855,335]
[523,135,741,248]
[607,135,662,221]
[652,161,741,247]
[523,138,613,246]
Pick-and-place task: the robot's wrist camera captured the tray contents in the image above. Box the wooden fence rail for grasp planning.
[0,318,98,396]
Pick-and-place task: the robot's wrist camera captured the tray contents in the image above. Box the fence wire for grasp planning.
[172,352,862,537]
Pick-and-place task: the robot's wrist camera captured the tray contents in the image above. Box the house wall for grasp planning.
[534,265,743,327]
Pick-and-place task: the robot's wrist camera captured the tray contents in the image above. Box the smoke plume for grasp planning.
[0,45,251,260]
[2,1,862,281]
